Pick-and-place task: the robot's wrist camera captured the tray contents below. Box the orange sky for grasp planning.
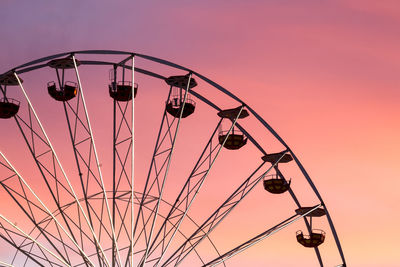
[0,1,399,266]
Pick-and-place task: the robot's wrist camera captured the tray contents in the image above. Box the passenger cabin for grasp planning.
[165,74,197,118]
[166,97,196,118]
[217,106,249,150]
[263,174,291,194]
[0,98,20,119]
[296,230,326,248]
[296,206,326,248]
[218,129,247,150]
[0,73,22,119]
[109,81,138,101]
[48,81,77,101]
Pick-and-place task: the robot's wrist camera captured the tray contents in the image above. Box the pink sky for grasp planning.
[0,1,399,266]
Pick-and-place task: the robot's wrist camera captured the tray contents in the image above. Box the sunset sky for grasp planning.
[0,1,399,266]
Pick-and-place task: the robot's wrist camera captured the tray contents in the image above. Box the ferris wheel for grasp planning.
[0,50,346,267]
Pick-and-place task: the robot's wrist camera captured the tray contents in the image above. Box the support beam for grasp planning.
[60,68,106,267]
[163,151,288,266]
[72,55,122,267]
[14,72,97,266]
[130,55,136,267]
[0,214,69,266]
[0,232,45,267]
[203,204,322,267]
[140,73,193,266]
[0,151,94,266]
[147,106,246,266]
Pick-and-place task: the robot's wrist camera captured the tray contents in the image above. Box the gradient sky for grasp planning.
[1,1,400,266]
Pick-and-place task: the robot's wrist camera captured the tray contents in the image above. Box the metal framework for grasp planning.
[0,50,346,267]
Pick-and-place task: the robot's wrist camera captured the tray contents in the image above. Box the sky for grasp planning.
[0,0,400,266]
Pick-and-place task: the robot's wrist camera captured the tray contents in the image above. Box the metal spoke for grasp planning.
[274,166,324,266]
[131,191,219,267]
[72,55,122,267]
[13,73,99,266]
[0,214,69,266]
[109,56,136,266]
[0,153,83,265]
[130,56,136,267]
[0,232,45,267]
[0,260,15,267]
[0,181,73,264]
[202,204,322,267]
[162,151,288,266]
[0,151,94,266]
[54,60,119,266]
[131,75,189,265]
[147,106,246,266]
[139,73,192,266]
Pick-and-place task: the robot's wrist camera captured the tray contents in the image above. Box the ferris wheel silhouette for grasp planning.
[0,50,346,267]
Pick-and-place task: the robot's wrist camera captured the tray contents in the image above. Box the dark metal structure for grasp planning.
[0,50,346,267]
